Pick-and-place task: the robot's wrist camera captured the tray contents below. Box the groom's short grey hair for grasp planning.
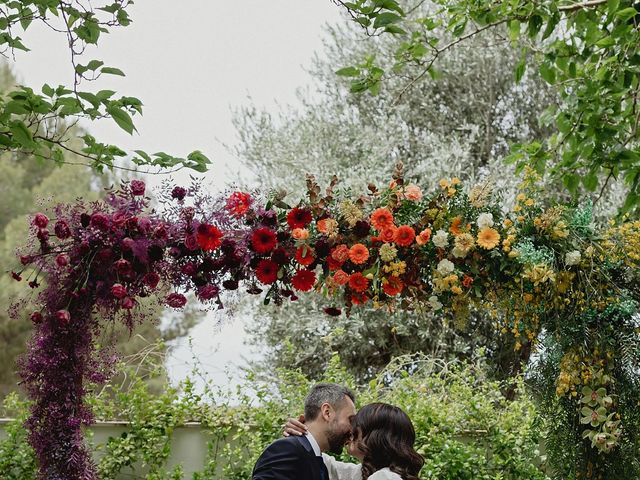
[304,383,355,421]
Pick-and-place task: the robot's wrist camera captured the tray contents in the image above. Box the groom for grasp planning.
[252,383,356,480]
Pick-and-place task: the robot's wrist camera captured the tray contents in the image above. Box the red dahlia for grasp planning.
[251,227,278,254]
[256,259,279,284]
[196,224,223,251]
[348,272,369,293]
[287,207,313,229]
[226,191,252,217]
[291,269,316,292]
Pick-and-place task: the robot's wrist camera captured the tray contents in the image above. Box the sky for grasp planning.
[9,0,343,391]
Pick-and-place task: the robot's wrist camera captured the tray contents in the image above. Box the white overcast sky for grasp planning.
[9,0,343,391]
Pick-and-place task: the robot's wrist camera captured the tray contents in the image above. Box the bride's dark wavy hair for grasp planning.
[352,403,424,480]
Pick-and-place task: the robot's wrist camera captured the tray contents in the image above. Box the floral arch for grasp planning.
[11,164,640,479]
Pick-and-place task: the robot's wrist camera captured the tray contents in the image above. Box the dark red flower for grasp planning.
[166,293,187,308]
[90,212,110,230]
[130,179,146,196]
[153,224,168,240]
[327,256,343,271]
[348,272,369,293]
[111,283,128,299]
[251,227,278,254]
[126,216,139,230]
[144,272,160,289]
[185,234,198,250]
[54,220,71,239]
[171,186,187,200]
[10,271,21,281]
[198,284,219,300]
[295,246,315,266]
[55,254,69,267]
[196,224,224,251]
[382,276,404,296]
[36,228,49,242]
[181,262,198,276]
[287,208,313,229]
[291,269,316,292]
[55,309,71,325]
[271,248,289,265]
[222,279,239,290]
[114,259,132,276]
[226,191,252,216]
[353,220,371,238]
[20,255,32,266]
[121,297,136,309]
[323,307,342,317]
[351,293,369,305]
[30,312,43,324]
[256,259,279,284]
[33,213,49,228]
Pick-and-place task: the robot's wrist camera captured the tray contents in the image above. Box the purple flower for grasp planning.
[33,213,49,228]
[55,254,69,267]
[166,293,187,308]
[130,180,146,196]
[171,186,187,200]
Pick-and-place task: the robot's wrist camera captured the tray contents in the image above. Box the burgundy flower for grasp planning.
[353,220,371,238]
[144,272,160,289]
[171,186,187,200]
[287,207,312,229]
[36,228,49,242]
[121,297,136,309]
[153,224,168,240]
[10,271,21,281]
[30,312,43,324]
[166,293,187,308]
[260,210,278,227]
[271,248,289,265]
[220,239,236,255]
[256,259,278,284]
[251,227,277,254]
[181,262,198,276]
[184,234,198,250]
[198,284,219,300]
[291,269,316,292]
[196,224,224,251]
[55,254,69,267]
[20,255,33,266]
[97,248,113,263]
[323,307,342,317]
[55,309,71,326]
[130,179,146,196]
[222,279,239,290]
[148,244,164,262]
[138,217,152,234]
[80,213,91,227]
[111,283,128,299]
[114,259,132,276]
[33,213,49,228]
[90,212,110,230]
[126,216,139,230]
[54,220,71,239]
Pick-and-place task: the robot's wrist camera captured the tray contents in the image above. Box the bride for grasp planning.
[285,402,424,480]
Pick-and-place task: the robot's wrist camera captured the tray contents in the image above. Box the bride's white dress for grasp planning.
[322,453,403,480]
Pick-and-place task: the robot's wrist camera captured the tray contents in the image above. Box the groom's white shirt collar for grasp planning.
[305,431,322,456]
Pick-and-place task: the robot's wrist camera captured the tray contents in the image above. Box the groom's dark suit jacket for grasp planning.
[252,435,327,480]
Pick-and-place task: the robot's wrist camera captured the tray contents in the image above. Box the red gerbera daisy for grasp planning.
[295,246,315,266]
[348,272,369,293]
[327,256,343,271]
[256,259,279,284]
[251,227,278,254]
[291,269,316,292]
[394,225,416,247]
[196,224,223,251]
[351,292,369,305]
[226,191,252,217]
[382,276,404,296]
[287,207,313,229]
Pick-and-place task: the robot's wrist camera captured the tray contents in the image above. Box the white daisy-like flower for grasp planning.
[432,229,449,248]
[476,212,494,229]
[437,258,455,275]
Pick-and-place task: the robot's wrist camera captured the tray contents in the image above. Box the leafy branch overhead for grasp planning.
[0,0,210,173]
[335,0,640,214]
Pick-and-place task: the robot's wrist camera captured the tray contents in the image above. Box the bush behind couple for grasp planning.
[252,383,424,480]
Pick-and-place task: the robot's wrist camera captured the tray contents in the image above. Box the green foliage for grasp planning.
[0,352,547,479]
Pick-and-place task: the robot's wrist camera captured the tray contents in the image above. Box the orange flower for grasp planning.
[379,226,397,243]
[349,243,370,264]
[462,275,474,288]
[394,225,415,247]
[317,218,337,234]
[295,246,315,266]
[331,244,350,263]
[348,272,369,293]
[449,216,463,235]
[351,293,369,305]
[292,228,309,240]
[333,269,350,285]
[477,227,500,250]
[382,276,404,296]
[416,228,432,246]
[371,207,394,231]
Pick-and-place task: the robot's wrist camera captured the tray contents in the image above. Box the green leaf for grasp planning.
[106,105,135,134]
[539,63,556,84]
[101,67,126,77]
[582,173,598,192]
[616,7,638,21]
[514,58,526,83]
[335,67,360,77]
[9,120,34,147]
[508,19,520,41]
[563,173,580,193]
[595,36,615,48]
[373,12,402,29]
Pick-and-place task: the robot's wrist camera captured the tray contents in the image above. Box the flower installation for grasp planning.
[11,165,640,478]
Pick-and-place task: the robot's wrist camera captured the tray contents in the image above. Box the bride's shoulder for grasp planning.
[368,468,403,480]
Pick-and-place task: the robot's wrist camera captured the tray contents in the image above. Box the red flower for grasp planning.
[327,256,343,271]
[196,224,223,251]
[226,191,252,217]
[351,293,369,305]
[130,180,146,196]
[55,254,69,267]
[251,227,278,254]
[394,225,416,247]
[166,293,187,308]
[198,284,220,300]
[55,310,71,326]
[33,213,49,229]
[111,283,128,299]
[382,276,404,296]
[256,259,279,284]
[30,312,43,324]
[331,244,350,263]
[295,246,315,266]
[121,297,136,309]
[144,272,160,289]
[348,272,369,293]
[54,220,71,239]
[291,269,316,292]
[287,208,312,229]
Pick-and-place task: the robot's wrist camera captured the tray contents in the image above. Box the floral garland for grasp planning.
[11,166,640,478]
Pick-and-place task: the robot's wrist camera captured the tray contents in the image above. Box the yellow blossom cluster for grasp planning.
[379,243,398,262]
[522,263,556,286]
[432,272,460,294]
[438,177,461,197]
[383,260,406,277]
[534,206,570,240]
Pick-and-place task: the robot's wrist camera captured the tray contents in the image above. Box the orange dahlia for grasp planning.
[371,207,394,231]
[462,275,474,288]
[379,226,397,243]
[331,244,350,263]
[477,227,500,250]
[349,243,370,265]
[393,225,415,247]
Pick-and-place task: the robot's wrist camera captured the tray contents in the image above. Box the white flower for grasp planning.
[432,229,449,248]
[437,258,455,275]
[565,250,581,266]
[429,295,443,311]
[452,246,468,258]
[476,212,494,229]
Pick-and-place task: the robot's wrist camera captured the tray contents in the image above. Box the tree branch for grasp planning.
[558,0,608,12]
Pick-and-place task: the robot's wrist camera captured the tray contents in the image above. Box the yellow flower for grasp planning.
[451,285,463,295]
[525,198,535,207]
[516,193,526,202]
[447,187,457,197]
[477,227,501,250]
[439,179,450,189]
[451,177,461,185]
